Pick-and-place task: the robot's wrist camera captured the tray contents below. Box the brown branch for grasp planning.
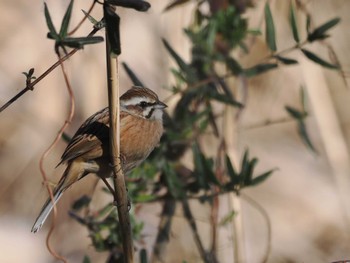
[152,199,176,262]
[181,199,213,263]
[104,7,134,263]
[40,51,75,263]
[0,27,99,113]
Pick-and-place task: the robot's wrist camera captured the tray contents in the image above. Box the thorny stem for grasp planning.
[0,27,99,113]
[40,51,75,263]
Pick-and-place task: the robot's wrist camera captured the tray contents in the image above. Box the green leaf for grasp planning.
[61,36,104,48]
[308,17,340,42]
[44,3,59,39]
[207,91,243,108]
[163,162,184,199]
[240,149,249,185]
[226,155,239,185]
[122,62,145,87]
[162,38,196,83]
[289,3,299,43]
[301,49,339,69]
[134,194,156,203]
[250,170,274,186]
[244,63,278,77]
[306,15,311,34]
[244,158,258,186]
[297,120,318,153]
[82,9,99,25]
[300,86,307,112]
[225,57,243,75]
[82,255,91,263]
[59,0,74,38]
[285,105,305,120]
[71,195,91,211]
[139,249,148,263]
[275,55,298,65]
[264,3,277,51]
[219,211,236,226]
[164,0,190,12]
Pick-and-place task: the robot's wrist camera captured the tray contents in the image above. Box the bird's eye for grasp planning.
[139,101,148,108]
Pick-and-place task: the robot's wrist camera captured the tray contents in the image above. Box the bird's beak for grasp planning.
[156,101,167,109]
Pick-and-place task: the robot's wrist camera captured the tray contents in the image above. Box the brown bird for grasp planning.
[32,86,166,233]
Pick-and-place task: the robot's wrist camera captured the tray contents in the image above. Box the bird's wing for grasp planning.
[59,107,110,165]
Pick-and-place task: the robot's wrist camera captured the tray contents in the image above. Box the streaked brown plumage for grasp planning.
[32,86,166,233]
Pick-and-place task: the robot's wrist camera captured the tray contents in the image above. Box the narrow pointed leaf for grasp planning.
[60,0,74,37]
[44,3,59,39]
[62,36,104,46]
[244,63,278,77]
[300,86,307,112]
[264,3,277,51]
[289,3,299,43]
[285,105,305,120]
[298,120,318,153]
[308,17,340,42]
[207,92,243,107]
[82,9,98,25]
[244,158,258,185]
[122,62,145,87]
[140,249,148,263]
[72,195,91,211]
[226,155,238,185]
[107,0,151,12]
[275,55,298,65]
[301,49,339,69]
[250,170,274,186]
[82,255,91,263]
[164,0,190,12]
[240,149,249,184]
[306,15,311,34]
[225,57,243,74]
[162,39,196,83]
[219,211,236,226]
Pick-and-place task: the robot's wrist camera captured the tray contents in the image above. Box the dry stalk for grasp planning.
[40,51,75,263]
[104,9,134,263]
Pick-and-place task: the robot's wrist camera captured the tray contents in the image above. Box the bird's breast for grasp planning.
[120,114,163,172]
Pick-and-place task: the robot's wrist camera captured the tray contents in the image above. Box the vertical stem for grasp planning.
[224,102,246,263]
[105,19,134,263]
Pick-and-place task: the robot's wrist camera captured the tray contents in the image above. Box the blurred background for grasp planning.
[0,0,350,262]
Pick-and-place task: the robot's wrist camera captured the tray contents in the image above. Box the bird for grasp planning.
[31,86,167,233]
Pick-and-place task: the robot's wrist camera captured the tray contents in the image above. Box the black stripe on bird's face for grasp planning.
[145,108,155,119]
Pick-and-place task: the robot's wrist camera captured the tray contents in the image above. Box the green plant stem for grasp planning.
[260,40,308,63]
[105,13,134,263]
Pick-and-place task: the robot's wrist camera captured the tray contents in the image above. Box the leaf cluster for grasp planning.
[44,0,103,54]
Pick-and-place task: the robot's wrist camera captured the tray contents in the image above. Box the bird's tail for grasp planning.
[31,186,64,233]
[31,165,71,233]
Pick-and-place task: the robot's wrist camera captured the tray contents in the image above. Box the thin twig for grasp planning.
[181,199,211,263]
[151,198,176,262]
[40,51,75,263]
[68,0,98,36]
[0,28,99,113]
[104,5,134,262]
[241,193,272,263]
